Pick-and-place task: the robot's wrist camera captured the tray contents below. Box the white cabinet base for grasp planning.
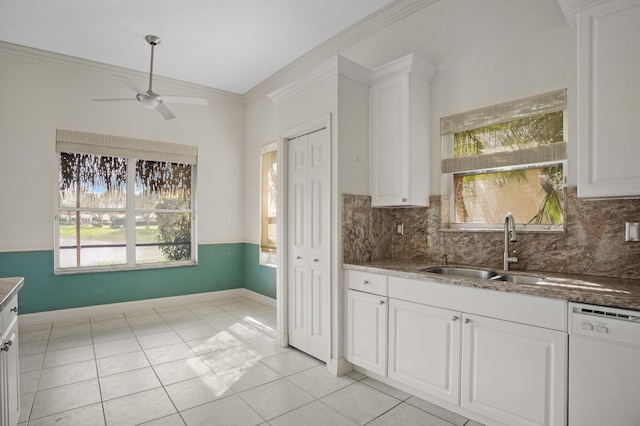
[347,290,387,376]
[388,299,461,405]
[461,314,567,426]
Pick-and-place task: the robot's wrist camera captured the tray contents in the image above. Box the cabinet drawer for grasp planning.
[346,270,388,296]
[2,294,18,328]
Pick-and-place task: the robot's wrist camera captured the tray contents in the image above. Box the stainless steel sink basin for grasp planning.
[421,267,500,280]
[496,274,545,285]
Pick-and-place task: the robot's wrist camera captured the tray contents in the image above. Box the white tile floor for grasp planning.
[18,296,484,426]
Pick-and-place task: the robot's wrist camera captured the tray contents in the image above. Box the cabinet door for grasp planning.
[371,73,410,207]
[347,290,387,376]
[576,0,640,197]
[388,299,461,405]
[2,319,19,426]
[461,314,567,426]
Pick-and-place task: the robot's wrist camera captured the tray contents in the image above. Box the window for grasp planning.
[441,89,567,229]
[260,144,277,264]
[55,129,197,272]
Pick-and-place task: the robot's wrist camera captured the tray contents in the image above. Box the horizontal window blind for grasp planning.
[56,129,197,164]
[441,89,567,135]
[442,141,567,173]
[441,89,567,174]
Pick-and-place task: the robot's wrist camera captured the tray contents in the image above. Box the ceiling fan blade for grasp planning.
[162,96,209,106]
[156,103,176,120]
[92,98,137,102]
[113,74,144,94]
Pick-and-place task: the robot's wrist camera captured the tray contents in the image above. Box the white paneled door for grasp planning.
[287,128,329,362]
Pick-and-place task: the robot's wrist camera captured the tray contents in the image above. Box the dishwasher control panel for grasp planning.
[570,303,640,346]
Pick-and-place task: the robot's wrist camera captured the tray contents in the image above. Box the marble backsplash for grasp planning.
[342,187,640,280]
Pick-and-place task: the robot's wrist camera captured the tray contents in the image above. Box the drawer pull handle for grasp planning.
[451,316,458,321]
[464,318,471,324]
[1,333,15,352]
[401,198,407,202]
[313,259,319,262]
[363,280,369,285]
[379,300,385,305]
[10,306,17,313]
[296,256,302,260]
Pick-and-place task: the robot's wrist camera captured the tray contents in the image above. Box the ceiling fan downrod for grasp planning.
[137,35,162,108]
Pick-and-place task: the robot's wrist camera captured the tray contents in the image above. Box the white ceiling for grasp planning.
[0,0,395,95]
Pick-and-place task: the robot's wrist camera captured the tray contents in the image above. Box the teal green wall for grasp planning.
[243,243,277,299]
[0,243,275,314]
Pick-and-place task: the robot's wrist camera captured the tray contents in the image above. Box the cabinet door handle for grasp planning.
[464,318,471,324]
[401,198,407,202]
[1,333,15,352]
[296,256,302,260]
[313,259,319,262]
[10,306,17,313]
[451,316,458,321]
[363,280,369,285]
[379,300,385,305]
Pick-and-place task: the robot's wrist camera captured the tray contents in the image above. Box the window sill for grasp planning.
[259,262,277,269]
[54,260,197,275]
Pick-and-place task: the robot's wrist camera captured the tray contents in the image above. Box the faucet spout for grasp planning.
[503,212,518,271]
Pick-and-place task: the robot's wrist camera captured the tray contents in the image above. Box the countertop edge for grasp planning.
[343,262,640,312]
[0,277,24,313]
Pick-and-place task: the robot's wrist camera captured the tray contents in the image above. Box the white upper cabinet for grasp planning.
[370,54,436,207]
[562,0,640,198]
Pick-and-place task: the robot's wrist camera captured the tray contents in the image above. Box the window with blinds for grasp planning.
[260,147,277,258]
[55,129,197,273]
[441,89,567,229]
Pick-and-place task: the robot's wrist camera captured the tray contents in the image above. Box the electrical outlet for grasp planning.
[396,222,404,236]
[626,222,639,242]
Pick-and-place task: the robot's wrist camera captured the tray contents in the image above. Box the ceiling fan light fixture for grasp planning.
[136,92,162,109]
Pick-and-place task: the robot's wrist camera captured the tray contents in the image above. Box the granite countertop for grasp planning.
[0,277,24,312]
[344,260,640,312]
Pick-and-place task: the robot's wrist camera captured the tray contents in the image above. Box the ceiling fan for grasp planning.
[93,35,208,120]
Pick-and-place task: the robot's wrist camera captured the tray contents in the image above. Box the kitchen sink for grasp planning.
[495,274,545,285]
[421,266,547,284]
[421,266,500,280]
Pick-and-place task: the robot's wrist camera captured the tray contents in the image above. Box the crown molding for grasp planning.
[371,53,437,83]
[267,55,371,104]
[0,41,244,104]
[245,0,439,104]
[557,0,611,27]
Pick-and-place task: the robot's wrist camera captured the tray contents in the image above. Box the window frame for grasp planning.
[441,90,567,232]
[259,142,277,266]
[447,160,567,232]
[54,130,198,274]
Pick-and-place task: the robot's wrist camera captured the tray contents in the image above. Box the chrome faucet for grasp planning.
[503,212,518,271]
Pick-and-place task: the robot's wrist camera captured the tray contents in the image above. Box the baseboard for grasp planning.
[327,357,354,376]
[240,288,276,309]
[19,288,275,326]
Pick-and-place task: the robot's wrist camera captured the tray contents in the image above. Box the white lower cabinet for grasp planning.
[347,290,387,376]
[388,299,461,405]
[1,295,20,426]
[346,270,568,426]
[460,314,567,426]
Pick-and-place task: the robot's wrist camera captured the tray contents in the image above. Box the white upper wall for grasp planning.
[243,0,576,243]
[0,46,245,251]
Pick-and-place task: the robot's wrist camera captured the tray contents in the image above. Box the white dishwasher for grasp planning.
[569,303,640,426]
